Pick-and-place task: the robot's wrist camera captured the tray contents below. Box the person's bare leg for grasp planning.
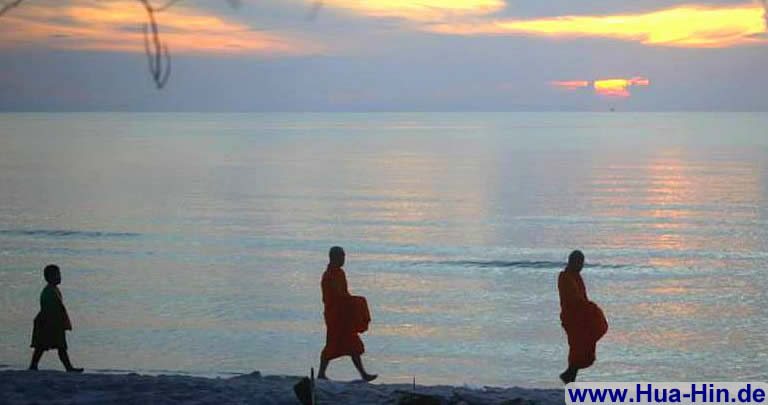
[351,355,377,382]
[318,357,330,380]
[28,348,44,370]
[57,349,83,372]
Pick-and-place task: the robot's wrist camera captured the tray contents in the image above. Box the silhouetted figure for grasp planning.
[317,246,376,382]
[28,264,83,372]
[558,250,607,384]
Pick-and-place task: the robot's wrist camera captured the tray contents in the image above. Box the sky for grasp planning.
[0,0,767,111]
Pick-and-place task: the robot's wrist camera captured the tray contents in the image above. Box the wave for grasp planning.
[426,260,631,270]
[0,229,140,239]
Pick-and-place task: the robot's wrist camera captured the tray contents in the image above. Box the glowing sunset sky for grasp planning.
[552,77,651,97]
[0,0,766,111]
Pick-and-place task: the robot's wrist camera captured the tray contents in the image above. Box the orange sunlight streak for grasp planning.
[550,80,590,90]
[317,0,505,21]
[0,0,322,55]
[427,3,767,48]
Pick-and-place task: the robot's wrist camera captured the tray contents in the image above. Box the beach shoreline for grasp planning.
[0,369,564,404]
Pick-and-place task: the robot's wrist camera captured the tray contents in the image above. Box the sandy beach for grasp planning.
[0,369,564,405]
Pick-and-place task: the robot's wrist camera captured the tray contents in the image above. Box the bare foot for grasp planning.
[66,368,84,373]
[317,374,328,380]
[559,371,574,384]
[363,374,377,382]
[27,366,38,371]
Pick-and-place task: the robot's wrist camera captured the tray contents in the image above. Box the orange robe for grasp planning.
[558,271,608,369]
[321,265,365,361]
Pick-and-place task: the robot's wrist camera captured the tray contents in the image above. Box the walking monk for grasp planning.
[558,250,607,384]
[318,246,377,381]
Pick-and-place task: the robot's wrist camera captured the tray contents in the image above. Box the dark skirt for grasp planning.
[31,312,67,351]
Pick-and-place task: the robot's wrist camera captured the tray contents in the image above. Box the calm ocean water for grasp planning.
[0,112,767,387]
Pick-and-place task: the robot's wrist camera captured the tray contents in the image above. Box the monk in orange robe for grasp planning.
[558,250,608,384]
[318,246,377,381]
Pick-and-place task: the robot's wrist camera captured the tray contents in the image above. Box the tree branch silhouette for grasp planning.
[138,0,171,89]
[0,0,25,17]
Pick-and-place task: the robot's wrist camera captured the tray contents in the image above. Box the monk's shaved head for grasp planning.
[568,250,584,272]
[329,246,345,267]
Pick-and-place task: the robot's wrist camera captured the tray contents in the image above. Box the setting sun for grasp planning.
[552,77,650,97]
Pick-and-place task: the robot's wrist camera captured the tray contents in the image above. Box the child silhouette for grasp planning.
[29,264,83,372]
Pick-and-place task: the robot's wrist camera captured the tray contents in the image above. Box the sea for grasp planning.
[0,112,766,387]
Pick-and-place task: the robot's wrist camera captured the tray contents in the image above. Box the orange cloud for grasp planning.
[552,76,650,97]
[596,77,650,97]
[550,80,590,90]
[0,0,321,55]
[427,3,767,48]
[317,0,505,21]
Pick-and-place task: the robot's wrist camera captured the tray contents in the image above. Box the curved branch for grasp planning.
[139,0,171,89]
[0,0,25,17]
[159,42,171,88]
